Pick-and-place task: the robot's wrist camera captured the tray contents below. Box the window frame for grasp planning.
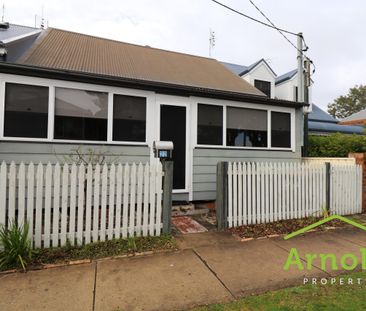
[254,79,271,97]
[3,81,50,139]
[53,86,109,142]
[0,75,151,146]
[197,103,224,146]
[193,99,295,152]
[112,93,147,143]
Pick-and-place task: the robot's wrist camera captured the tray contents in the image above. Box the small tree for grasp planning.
[327,85,366,119]
[56,146,120,165]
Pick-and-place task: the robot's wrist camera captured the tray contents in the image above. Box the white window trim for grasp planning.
[194,97,296,152]
[0,74,152,146]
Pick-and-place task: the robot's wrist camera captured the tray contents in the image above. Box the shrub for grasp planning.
[309,133,366,157]
[0,221,32,271]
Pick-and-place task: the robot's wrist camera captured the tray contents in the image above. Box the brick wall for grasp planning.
[349,153,366,212]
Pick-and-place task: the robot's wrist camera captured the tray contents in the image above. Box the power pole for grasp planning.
[297,33,304,102]
[297,32,309,157]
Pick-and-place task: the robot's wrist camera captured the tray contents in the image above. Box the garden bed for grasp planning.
[228,216,349,239]
[1,235,177,272]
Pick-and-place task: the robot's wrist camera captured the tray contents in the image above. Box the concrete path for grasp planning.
[1,228,366,311]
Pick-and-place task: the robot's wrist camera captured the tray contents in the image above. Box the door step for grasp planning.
[172,216,208,234]
[172,208,209,217]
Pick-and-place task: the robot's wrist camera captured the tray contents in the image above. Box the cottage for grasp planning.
[0,27,305,202]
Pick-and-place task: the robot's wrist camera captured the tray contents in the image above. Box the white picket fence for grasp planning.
[227,161,362,228]
[0,161,164,248]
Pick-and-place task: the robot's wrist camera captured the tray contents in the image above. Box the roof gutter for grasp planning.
[0,62,307,108]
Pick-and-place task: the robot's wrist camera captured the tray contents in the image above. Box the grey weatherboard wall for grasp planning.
[0,142,150,164]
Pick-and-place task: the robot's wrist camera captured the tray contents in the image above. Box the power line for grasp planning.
[211,0,315,75]
[247,0,316,75]
[210,0,298,36]
[248,0,302,53]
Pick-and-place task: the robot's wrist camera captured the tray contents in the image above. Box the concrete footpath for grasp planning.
[1,228,366,311]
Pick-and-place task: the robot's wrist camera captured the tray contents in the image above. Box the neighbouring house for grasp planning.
[339,109,366,127]
[0,27,306,202]
[308,104,364,135]
[0,22,43,62]
[221,59,276,98]
[223,61,364,136]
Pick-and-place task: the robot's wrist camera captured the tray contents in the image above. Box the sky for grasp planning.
[4,0,366,110]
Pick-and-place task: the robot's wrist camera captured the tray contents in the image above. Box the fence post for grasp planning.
[325,162,331,213]
[217,162,228,230]
[162,161,173,234]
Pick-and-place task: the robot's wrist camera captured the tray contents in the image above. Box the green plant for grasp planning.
[309,133,366,157]
[0,221,32,271]
[322,206,330,219]
[127,237,137,251]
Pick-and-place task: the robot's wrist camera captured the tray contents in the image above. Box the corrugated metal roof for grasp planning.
[340,109,366,123]
[220,61,248,76]
[275,69,297,85]
[0,23,41,43]
[309,104,337,123]
[18,28,264,96]
[309,121,364,135]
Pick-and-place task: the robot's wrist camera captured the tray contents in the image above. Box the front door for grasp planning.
[160,105,186,190]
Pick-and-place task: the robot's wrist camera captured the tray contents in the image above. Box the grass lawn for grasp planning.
[193,271,366,311]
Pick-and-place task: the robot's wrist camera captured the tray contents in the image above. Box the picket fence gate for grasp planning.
[0,161,165,248]
[217,161,362,229]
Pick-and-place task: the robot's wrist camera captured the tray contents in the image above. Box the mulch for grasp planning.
[228,217,348,239]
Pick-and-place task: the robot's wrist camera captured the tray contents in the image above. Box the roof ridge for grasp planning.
[17,28,50,64]
[47,27,218,62]
[9,23,40,30]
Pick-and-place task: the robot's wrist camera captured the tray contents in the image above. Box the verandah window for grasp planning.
[4,83,49,138]
[54,87,108,141]
[226,107,267,147]
[196,104,291,149]
[271,111,291,148]
[113,94,146,142]
[197,104,223,145]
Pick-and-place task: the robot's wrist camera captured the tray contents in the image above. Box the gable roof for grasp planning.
[0,23,42,44]
[17,28,264,97]
[275,69,297,85]
[309,104,337,123]
[221,59,276,77]
[240,58,277,76]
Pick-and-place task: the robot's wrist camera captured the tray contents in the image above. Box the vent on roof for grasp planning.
[0,21,9,30]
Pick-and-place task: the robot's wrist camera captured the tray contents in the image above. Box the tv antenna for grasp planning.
[209,29,216,57]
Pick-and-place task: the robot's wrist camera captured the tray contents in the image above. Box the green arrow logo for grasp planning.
[284,215,366,240]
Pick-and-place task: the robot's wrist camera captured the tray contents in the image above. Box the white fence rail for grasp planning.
[226,162,362,228]
[0,161,164,248]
